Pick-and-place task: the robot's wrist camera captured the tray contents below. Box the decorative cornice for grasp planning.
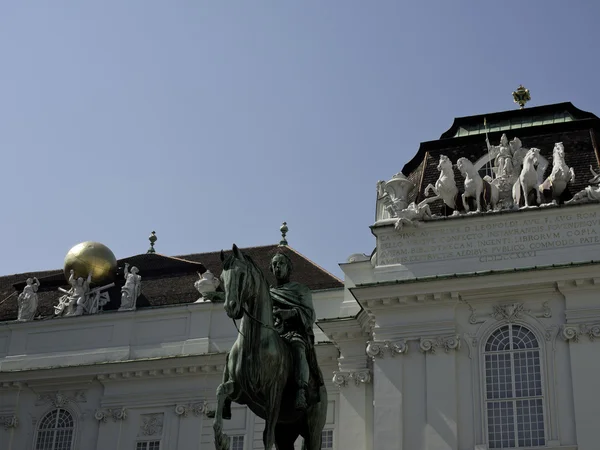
[332,370,372,387]
[366,340,408,358]
[364,291,460,309]
[562,324,600,342]
[95,407,127,422]
[36,391,86,408]
[174,402,208,418]
[0,415,18,429]
[95,365,225,382]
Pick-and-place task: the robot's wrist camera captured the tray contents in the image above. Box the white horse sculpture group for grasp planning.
[422,142,575,214]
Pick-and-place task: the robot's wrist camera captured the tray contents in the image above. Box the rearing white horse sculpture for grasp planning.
[513,148,542,207]
[456,157,499,212]
[423,155,459,212]
[539,142,575,203]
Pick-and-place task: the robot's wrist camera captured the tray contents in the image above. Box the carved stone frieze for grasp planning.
[366,340,408,358]
[139,413,163,436]
[36,391,86,408]
[174,402,208,418]
[332,370,372,388]
[0,415,18,429]
[95,407,127,423]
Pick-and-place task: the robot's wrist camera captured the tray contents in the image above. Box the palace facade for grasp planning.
[2,98,600,450]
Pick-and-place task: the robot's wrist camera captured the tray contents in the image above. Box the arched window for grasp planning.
[35,408,74,450]
[484,324,545,449]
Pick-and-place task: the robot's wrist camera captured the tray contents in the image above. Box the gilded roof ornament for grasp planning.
[279,222,289,246]
[147,231,157,254]
[512,85,531,109]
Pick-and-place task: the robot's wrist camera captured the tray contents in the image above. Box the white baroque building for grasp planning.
[2,100,600,450]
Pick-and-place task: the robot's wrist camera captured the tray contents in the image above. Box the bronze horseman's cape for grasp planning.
[270,282,324,400]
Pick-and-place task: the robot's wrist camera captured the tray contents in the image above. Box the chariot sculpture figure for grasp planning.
[209,246,327,450]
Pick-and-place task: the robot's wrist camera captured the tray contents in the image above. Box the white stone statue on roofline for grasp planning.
[17,277,40,321]
[119,263,141,311]
[54,270,114,317]
[566,165,600,204]
[376,173,416,220]
[194,270,220,303]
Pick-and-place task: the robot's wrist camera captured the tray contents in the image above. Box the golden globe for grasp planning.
[63,241,117,285]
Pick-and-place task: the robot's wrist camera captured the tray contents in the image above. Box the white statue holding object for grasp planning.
[456,157,499,213]
[55,271,114,317]
[54,271,92,317]
[119,263,141,311]
[539,142,575,204]
[566,166,600,204]
[423,155,459,213]
[194,270,220,302]
[17,277,40,321]
[486,134,528,179]
[376,173,415,220]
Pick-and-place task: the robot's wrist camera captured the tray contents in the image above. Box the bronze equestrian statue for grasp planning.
[210,245,327,450]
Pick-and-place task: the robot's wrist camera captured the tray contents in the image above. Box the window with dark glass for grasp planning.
[35,409,75,450]
[484,324,545,449]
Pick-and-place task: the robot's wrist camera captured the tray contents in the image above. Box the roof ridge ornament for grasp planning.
[147,231,157,254]
[279,222,288,246]
[512,84,531,109]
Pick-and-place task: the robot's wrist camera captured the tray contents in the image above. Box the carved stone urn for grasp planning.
[194,270,220,302]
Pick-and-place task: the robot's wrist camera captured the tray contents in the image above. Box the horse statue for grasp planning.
[212,245,327,450]
[456,157,499,213]
[513,148,543,207]
[423,154,459,214]
[539,142,575,204]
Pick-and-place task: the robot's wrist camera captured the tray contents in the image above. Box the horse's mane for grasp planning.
[222,252,263,277]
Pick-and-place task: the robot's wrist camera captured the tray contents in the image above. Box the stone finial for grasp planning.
[512,84,531,109]
[147,231,157,254]
[279,222,288,246]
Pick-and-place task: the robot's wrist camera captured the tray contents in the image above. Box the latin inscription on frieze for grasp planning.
[377,211,600,266]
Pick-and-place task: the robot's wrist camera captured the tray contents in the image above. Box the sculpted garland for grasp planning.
[376,136,591,230]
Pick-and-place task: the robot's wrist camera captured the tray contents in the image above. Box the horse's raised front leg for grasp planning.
[263,381,284,450]
[214,362,236,450]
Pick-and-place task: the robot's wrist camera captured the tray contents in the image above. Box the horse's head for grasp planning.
[525,148,540,166]
[455,157,472,175]
[553,142,565,161]
[438,155,452,171]
[220,244,250,320]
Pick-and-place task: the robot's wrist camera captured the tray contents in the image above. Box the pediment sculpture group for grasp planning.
[16,264,224,322]
[377,134,600,230]
[16,263,143,322]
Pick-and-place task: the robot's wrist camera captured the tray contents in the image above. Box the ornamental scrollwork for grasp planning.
[366,340,408,359]
[491,303,528,322]
[562,325,582,342]
[174,402,208,418]
[95,407,127,423]
[332,370,372,388]
[419,338,438,354]
[0,415,18,429]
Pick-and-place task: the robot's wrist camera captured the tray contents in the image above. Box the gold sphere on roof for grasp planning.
[63,241,117,285]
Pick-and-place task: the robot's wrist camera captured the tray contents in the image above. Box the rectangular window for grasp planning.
[230,435,244,450]
[136,441,160,450]
[321,429,334,449]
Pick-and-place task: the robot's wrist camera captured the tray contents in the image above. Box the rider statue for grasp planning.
[270,252,323,411]
[205,251,323,412]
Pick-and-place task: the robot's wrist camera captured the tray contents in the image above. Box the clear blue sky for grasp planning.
[1,2,599,278]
